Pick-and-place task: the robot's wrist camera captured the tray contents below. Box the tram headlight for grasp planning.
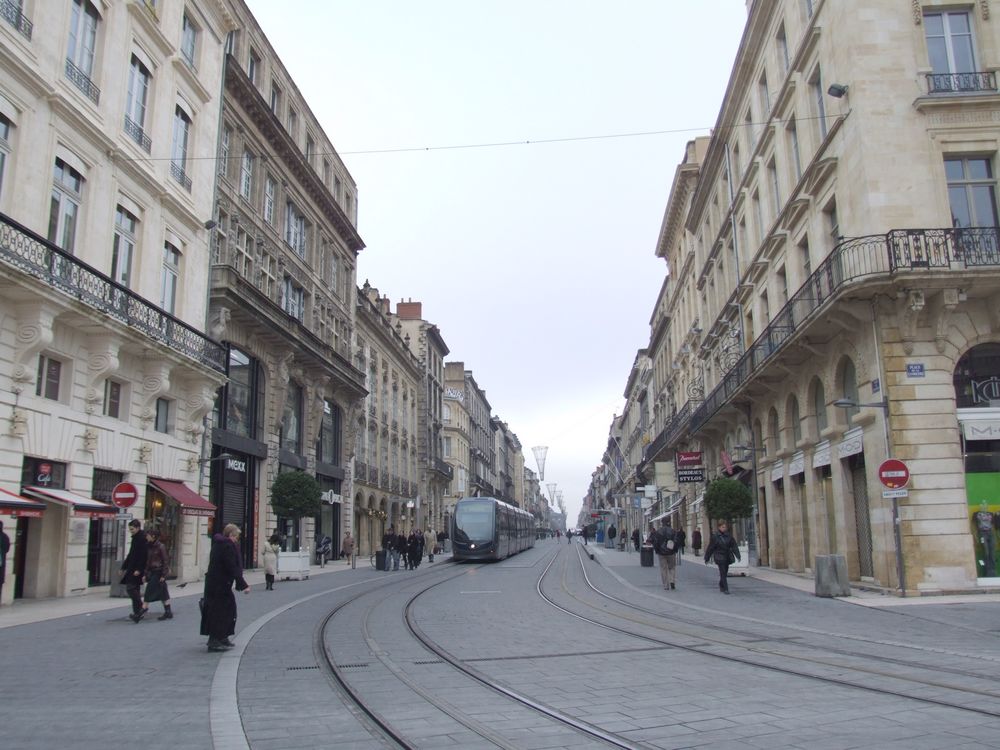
[470,544,476,549]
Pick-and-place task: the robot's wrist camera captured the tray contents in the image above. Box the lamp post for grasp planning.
[833,396,905,597]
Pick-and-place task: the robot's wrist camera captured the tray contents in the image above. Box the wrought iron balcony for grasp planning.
[433,458,453,480]
[368,465,378,484]
[926,71,997,94]
[123,115,151,153]
[688,226,1000,437]
[391,476,400,492]
[65,58,100,104]
[354,460,368,481]
[643,400,696,465]
[1,0,32,39]
[0,212,224,372]
[170,161,192,191]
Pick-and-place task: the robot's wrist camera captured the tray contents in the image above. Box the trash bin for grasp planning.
[640,544,654,567]
[375,549,388,571]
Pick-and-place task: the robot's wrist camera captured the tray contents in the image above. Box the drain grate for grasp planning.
[286,665,320,671]
[336,663,370,669]
[412,659,442,665]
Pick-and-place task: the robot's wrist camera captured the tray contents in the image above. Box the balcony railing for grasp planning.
[433,458,454,480]
[643,400,696,465]
[368,465,378,484]
[65,58,100,104]
[0,212,224,372]
[926,71,997,94]
[170,161,192,191]
[354,460,368,482]
[391,476,400,492]
[688,226,1000,437]
[1,0,32,39]
[123,115,152,153]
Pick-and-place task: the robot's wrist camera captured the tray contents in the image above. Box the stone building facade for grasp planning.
[634,0,1000,593]
[352,284,421,556]
[442,360,471,528]
[206,0,365,566]
[0,0,232,602]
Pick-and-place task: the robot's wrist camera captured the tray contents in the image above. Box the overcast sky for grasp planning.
[246,0,749,524]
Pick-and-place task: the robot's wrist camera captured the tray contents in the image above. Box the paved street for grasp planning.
[3,539,1000,750]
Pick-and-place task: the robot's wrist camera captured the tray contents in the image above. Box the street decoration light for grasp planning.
[531,446,548,481]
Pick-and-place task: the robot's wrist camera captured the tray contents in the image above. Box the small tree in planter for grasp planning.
[270,471,321,552]
[704,477,754,528]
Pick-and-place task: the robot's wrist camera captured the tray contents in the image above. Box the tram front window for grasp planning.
[454,500,494,542]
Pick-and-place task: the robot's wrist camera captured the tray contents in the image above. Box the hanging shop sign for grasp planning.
[676,451,703,467]
[677,468,705,483]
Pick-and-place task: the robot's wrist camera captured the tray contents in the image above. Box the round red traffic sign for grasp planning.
[878,459,910,489]
[111,482,139,509]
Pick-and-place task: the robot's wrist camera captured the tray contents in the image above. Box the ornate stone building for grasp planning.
[442,360,472,529]
[0,0,232,601]
[634,0,1000,593]
[352,284,421,556]
[206,0,365,565]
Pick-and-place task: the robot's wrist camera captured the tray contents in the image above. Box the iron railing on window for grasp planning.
[926,71,997,94]
[123,115,152,153]
[354,460,368,481]
[170,161,192,191]
[65,58,100,104]
[1,0,32,39]
[0,212,225,372]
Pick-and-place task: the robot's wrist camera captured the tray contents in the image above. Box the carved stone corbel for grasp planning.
[982,0,991,21]
[183,382,218,444]
[84,339,121,415]
[934,289,961,353]
[12,304,56,394]
[311,375,331,441]
[912,0,922,24]
[208,307,230,342]
[271,350,295,424]
[899,290,925,355]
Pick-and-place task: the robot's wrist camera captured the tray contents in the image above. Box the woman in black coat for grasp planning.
[703,520,740,594]
[200,524,249,652]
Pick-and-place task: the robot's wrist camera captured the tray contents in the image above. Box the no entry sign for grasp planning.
[111,482,139,508]
[878,459,910,489]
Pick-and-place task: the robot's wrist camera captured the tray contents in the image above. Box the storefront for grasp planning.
[208,451,258,565]
[0,487,46,603]
[954,343,1000,582]
[146,479,217,581]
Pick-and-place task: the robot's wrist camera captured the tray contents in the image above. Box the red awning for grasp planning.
[0,487,46,517]
[149,479,217,517]
[23,486,117,519]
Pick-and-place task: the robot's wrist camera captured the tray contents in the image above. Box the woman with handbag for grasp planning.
[142,526,172,620]
[200,524,250,652]
[703,520,740,594]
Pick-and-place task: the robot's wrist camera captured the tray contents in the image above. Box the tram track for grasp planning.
[316,546,648,749]
[533,544,1000,721]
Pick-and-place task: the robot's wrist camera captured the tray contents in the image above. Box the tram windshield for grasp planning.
[454,500,494,542]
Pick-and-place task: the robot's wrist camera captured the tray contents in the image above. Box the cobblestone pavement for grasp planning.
[2,540,1000,750]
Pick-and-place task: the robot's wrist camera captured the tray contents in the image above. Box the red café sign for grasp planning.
[676,451,703,467]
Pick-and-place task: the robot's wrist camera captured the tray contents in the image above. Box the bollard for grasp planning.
[814,554,851,597]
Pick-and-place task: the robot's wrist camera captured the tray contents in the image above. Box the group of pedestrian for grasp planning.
[649,518,740,594]
[380,526,439,571]
[119,519,173,623]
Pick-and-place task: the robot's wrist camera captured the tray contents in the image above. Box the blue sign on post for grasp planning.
[632,495,641,509]
[872,378,880,394]
[906,363,925,378]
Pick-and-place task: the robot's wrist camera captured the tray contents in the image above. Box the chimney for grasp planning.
[397,298,422,320]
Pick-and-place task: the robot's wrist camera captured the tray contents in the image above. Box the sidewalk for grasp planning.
[0,556,360,629]
[581,540,1000,607]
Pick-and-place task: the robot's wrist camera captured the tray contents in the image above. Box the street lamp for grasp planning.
[833,397,888,411]
[532,446,548,481]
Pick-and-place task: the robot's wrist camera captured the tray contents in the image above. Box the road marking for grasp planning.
[460,590,501,594]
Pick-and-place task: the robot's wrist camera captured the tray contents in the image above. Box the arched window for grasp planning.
[788,396,802,444]
[768,408,780,451]
[954,343,1000,407]
[812,378,828,433]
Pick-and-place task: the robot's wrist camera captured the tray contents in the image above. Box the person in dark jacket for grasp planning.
[652,519,679,590]
[382,526,399,571]
[120,519,147,622]
[703,520,740,594]
[675,526,687,565]
[691,527,703,557]
[143,526,172,620]
[200,524,250,651]
[631,527,641,552]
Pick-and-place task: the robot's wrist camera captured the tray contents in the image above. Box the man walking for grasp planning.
[652,519,679,590]
[120,519,147,622]
[703,520,740,594]
[382,525,399,571]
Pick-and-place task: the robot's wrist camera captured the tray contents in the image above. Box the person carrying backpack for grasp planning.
[652,518,679,590]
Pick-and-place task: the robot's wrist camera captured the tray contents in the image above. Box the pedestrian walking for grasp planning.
[120,519,147,623]
[675,526,687,565]
[692,527,703,557]
[201,524,250,652]
[652,519,679,590]
[437,527,447,554]
[0,520,11,604]
[631,527,640,552]
[424,528,435,563]
[581,526,589,545]
[566,530,572,544]
[142,527,172,620]
[382,526,399,571]
[608,524,617,546]
[703,520,740,594]
[262,533,280,590]
[341,531,354,563]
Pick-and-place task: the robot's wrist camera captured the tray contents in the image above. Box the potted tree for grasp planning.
[704,477,754,568]
[270,471,321,580]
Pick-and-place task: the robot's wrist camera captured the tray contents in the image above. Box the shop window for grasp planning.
[954,342,1000,407]
[21,457,67,488]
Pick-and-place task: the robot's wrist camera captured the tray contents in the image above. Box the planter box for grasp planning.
[277,550,311,580]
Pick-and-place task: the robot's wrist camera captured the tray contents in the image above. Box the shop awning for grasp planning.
[149,479,216,517]
[0,487,46,517]
[22,486,117,519]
